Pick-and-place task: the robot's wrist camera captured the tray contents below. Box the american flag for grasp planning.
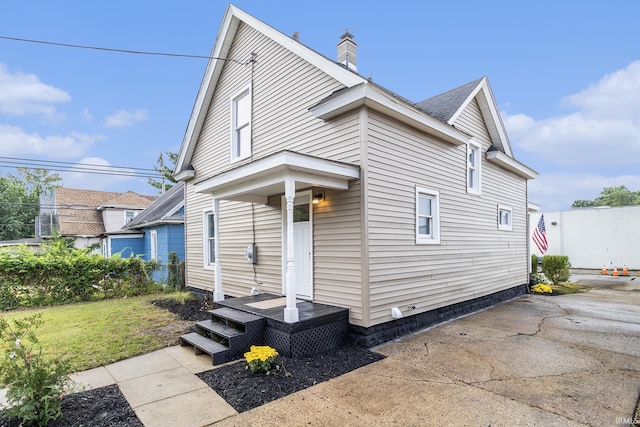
[532,215,548,254]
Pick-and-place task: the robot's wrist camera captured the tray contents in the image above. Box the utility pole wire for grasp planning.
[0,35,247,64]
[0,157,162,179]
[0,156,157,172]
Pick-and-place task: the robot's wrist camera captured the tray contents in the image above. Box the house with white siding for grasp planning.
[174,5,538,346]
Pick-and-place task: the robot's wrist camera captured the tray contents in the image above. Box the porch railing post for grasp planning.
[213,197,224,302]
[284,178,299,323]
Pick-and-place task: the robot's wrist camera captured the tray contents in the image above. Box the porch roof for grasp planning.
[193,151,360,203]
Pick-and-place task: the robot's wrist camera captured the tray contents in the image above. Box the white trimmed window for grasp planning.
[150,230,158,261]
[498,205,513,231]
[204,211,215,268]
[125,211,137,223]
[230,85,251,162]
[467,140,481,194]
[416,187,441,244]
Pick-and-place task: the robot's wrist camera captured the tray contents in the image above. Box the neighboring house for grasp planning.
[0,238,44,251]
[530,206,640,271]
[173,5,538,346]
[119,182,186,282]
[37,187,155,252]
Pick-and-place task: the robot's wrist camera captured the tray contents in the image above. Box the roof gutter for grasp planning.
[309,84,470,146]
[486,150,538,180]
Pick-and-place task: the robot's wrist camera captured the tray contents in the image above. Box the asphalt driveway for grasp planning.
[213,274,640,426]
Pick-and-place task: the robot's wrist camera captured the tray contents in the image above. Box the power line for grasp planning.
[0,157,156,172]
[0,157,162,179]
[0,35,247,64]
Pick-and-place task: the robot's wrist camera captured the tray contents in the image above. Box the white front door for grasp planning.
[283,193,313,299]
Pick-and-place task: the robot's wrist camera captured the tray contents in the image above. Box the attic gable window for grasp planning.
[467,140,481,195]
[231,85,252,162]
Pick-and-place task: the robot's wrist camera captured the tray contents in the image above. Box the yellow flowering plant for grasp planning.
[244,345,279,374]
[531,283,553,294]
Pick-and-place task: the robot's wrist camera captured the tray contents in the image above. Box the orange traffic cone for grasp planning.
[622,265,629,276]
[601,265,608,275]
[612,266,619,277]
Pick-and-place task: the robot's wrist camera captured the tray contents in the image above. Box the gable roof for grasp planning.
[174,4,367,178]
[416,77,484,123]
[416,77,513,157]
[175,4,536,180]
[98,191,156,210]
[122,182,185,230]
[53,188,154,237]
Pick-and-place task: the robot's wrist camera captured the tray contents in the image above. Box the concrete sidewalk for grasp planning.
[72,346,237,426]
[1,345,237,427]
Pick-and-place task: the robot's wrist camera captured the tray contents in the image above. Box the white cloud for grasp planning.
[0,124,102,159]
[528,172,640,212]
[104,109,148,128]
[81,108,93,122]
[566,61,640,118]
[0,63,70,118]
[60,157,139,190]
[504,60,640,167]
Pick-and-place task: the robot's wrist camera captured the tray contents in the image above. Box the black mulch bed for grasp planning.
[198,344,385,413]
[0,295,385,425]
[0,385,141,427]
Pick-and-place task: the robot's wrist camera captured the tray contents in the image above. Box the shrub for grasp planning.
[541,255,571,285]
[167,251,185,291]
[0,314,71,426]
[0,237,162,310]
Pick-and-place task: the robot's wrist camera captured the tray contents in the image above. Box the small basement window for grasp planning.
[498,205,513,231]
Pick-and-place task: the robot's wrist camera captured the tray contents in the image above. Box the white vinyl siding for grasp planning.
[231,85,251,162]
[185,22,362,318]
[313,184,363,323]
[498,205,513,231]
[366,108,528,326]
[192,23,359,186]
[416,187,440,244]
[467,140,481,194]
[102,209,142,233]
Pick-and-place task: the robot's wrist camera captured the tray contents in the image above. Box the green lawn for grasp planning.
[550,282,592,295]
[0,292,192,372]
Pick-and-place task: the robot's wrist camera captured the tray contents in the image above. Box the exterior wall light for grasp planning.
[312,190,325,205]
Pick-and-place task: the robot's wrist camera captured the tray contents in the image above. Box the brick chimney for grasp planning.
[337,30,357,72]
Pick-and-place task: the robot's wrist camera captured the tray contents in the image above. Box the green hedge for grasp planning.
[0,238,161,310]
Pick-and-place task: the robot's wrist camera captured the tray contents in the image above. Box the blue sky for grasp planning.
[0,1,638,211]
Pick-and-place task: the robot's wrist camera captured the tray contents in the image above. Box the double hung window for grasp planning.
[231,86,251,161]
[467,140,481,194]
[416,187,440,244]
[204,212,215,267]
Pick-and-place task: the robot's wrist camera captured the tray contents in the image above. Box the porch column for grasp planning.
[284,178,299,323]
[213,198,224,302]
